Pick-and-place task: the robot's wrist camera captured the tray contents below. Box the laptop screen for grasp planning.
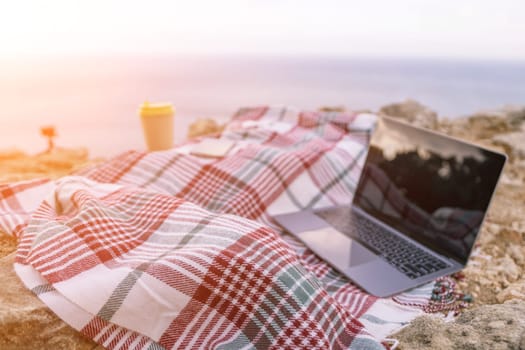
[353,117,506,264]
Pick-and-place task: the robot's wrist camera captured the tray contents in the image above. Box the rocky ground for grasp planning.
[392,301,525,350]
[0,102,524,349]
[0,147,102,183]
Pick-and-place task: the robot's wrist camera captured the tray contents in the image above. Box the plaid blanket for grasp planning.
[0,107,437,349]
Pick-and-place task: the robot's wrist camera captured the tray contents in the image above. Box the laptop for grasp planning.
[273,116,506,297]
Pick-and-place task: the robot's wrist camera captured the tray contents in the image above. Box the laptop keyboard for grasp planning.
[316,208,450,279]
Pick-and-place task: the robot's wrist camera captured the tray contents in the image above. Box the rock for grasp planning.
[508,242,525,266]
[497,105,525,128]
[497,281,525,303]
[0,253,98,350]
[466,115,511,139]
[379,99,438,129]
[392,300,525,350]
[443,106,525,142]
[0,149,27,161]
[187,118,224,139]
[318,106,346,113]
[0,147,96,183]
[442,114,511,141]
[493,132,525,161]
[0,234,16,257]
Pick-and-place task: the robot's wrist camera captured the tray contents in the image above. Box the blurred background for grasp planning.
[0,0,524,156]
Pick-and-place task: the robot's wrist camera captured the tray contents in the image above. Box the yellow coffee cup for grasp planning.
[139,102,175,151]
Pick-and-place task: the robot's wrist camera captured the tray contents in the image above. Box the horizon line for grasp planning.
[1,52,524,65]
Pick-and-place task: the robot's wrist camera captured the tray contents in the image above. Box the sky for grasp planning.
[0,0,524,60]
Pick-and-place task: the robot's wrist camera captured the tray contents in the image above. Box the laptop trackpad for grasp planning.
[298,226,379,267]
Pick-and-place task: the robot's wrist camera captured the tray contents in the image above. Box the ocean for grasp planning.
[1,55,524,157]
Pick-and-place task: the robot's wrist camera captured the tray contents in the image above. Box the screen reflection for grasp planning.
[354,117,506,263]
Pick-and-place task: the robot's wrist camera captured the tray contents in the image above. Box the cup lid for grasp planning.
[140,102,174,117]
